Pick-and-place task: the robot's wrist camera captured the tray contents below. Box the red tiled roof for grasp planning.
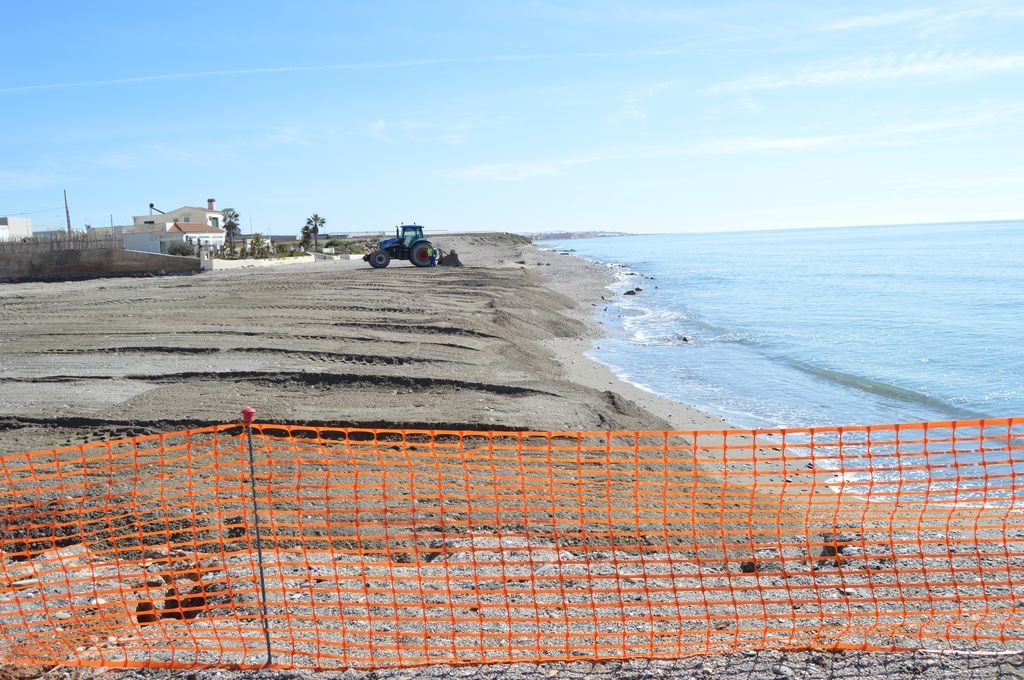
[171,222,225,234]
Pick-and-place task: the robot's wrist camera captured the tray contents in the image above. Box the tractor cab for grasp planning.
[398,225,424,248]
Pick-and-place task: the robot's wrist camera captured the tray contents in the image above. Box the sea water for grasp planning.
[548,221,1024,502]
[547,221,1024,430]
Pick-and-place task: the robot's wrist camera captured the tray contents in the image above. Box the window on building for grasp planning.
[210,217,220,228]
[183,216,191,222]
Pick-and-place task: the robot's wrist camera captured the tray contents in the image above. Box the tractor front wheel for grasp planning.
[409,242,433,268]
[368,250,391,268]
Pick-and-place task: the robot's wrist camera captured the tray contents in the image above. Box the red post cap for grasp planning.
[241,406,256,425]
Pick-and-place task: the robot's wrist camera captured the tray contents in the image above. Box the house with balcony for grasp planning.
[99,198,229,254]
[132,199,228,231]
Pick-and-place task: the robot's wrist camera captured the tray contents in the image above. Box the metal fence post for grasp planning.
[242,406,273,667]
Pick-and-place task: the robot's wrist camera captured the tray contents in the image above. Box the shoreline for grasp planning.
[525,243,731,432]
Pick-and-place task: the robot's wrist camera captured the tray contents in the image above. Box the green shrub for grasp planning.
[166,241,195,256]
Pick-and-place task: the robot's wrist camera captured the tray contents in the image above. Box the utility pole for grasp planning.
[64,190,72,235]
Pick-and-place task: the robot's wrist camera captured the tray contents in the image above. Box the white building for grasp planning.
[116,222,225,254]
[0,216,32,241]
[132,198,228,231]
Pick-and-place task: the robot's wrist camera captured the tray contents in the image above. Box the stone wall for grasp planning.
[0,249,200,283]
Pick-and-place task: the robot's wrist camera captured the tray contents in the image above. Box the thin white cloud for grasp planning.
[692,134,853,154]
[938,172,1024,188]
[0,48,687,95]
[365,117,472,145]
[711,50,1024,93]
[822,5,1024,35]
[265,126,312,146]
[452,107,1022,180]
[822,10,933,31]
[612,80,679,122]
[365,120,392,142]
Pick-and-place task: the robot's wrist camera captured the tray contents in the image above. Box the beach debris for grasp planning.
[736,546,787,574]
[818,528,862,567]
[773,663,796,678]
[10,578,40,589]
[738,553,782,573]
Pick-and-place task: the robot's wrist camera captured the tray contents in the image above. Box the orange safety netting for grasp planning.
[0,418,1022,670]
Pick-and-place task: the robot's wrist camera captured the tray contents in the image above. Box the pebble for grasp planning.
[772,664,796,678]
[90,597,107,605]
[53,611,72,620]
[146,576,165,587]
[11,577,40,588]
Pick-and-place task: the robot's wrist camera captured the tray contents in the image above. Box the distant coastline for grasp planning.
[526,230,632,241]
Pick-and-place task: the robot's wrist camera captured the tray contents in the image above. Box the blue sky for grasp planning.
[2,1,1023,234]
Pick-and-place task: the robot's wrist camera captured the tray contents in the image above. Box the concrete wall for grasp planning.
[120,228,224,254]
[0,248,200,282]
[201,254,316,270]
[122,230,181,254]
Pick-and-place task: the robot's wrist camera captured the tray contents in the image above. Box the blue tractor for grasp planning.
[363,224,435,269]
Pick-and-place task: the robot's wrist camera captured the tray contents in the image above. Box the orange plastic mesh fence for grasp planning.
[1,418,1022,670]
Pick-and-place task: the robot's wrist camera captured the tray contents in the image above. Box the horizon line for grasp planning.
[524,216,1024,238]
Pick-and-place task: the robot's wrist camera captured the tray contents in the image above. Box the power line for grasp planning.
[0,206,65,216]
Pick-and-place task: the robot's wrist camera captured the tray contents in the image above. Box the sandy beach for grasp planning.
[0,233,725,454]
[0,235,1018,679]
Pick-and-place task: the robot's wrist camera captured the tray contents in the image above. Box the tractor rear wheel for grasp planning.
[409,242,433,267]
[368,250,391,268]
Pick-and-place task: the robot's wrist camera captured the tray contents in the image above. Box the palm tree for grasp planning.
[300,224,312,250]
[222,209,241,251]
[305,214,326,250]
[249,233,267,258]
